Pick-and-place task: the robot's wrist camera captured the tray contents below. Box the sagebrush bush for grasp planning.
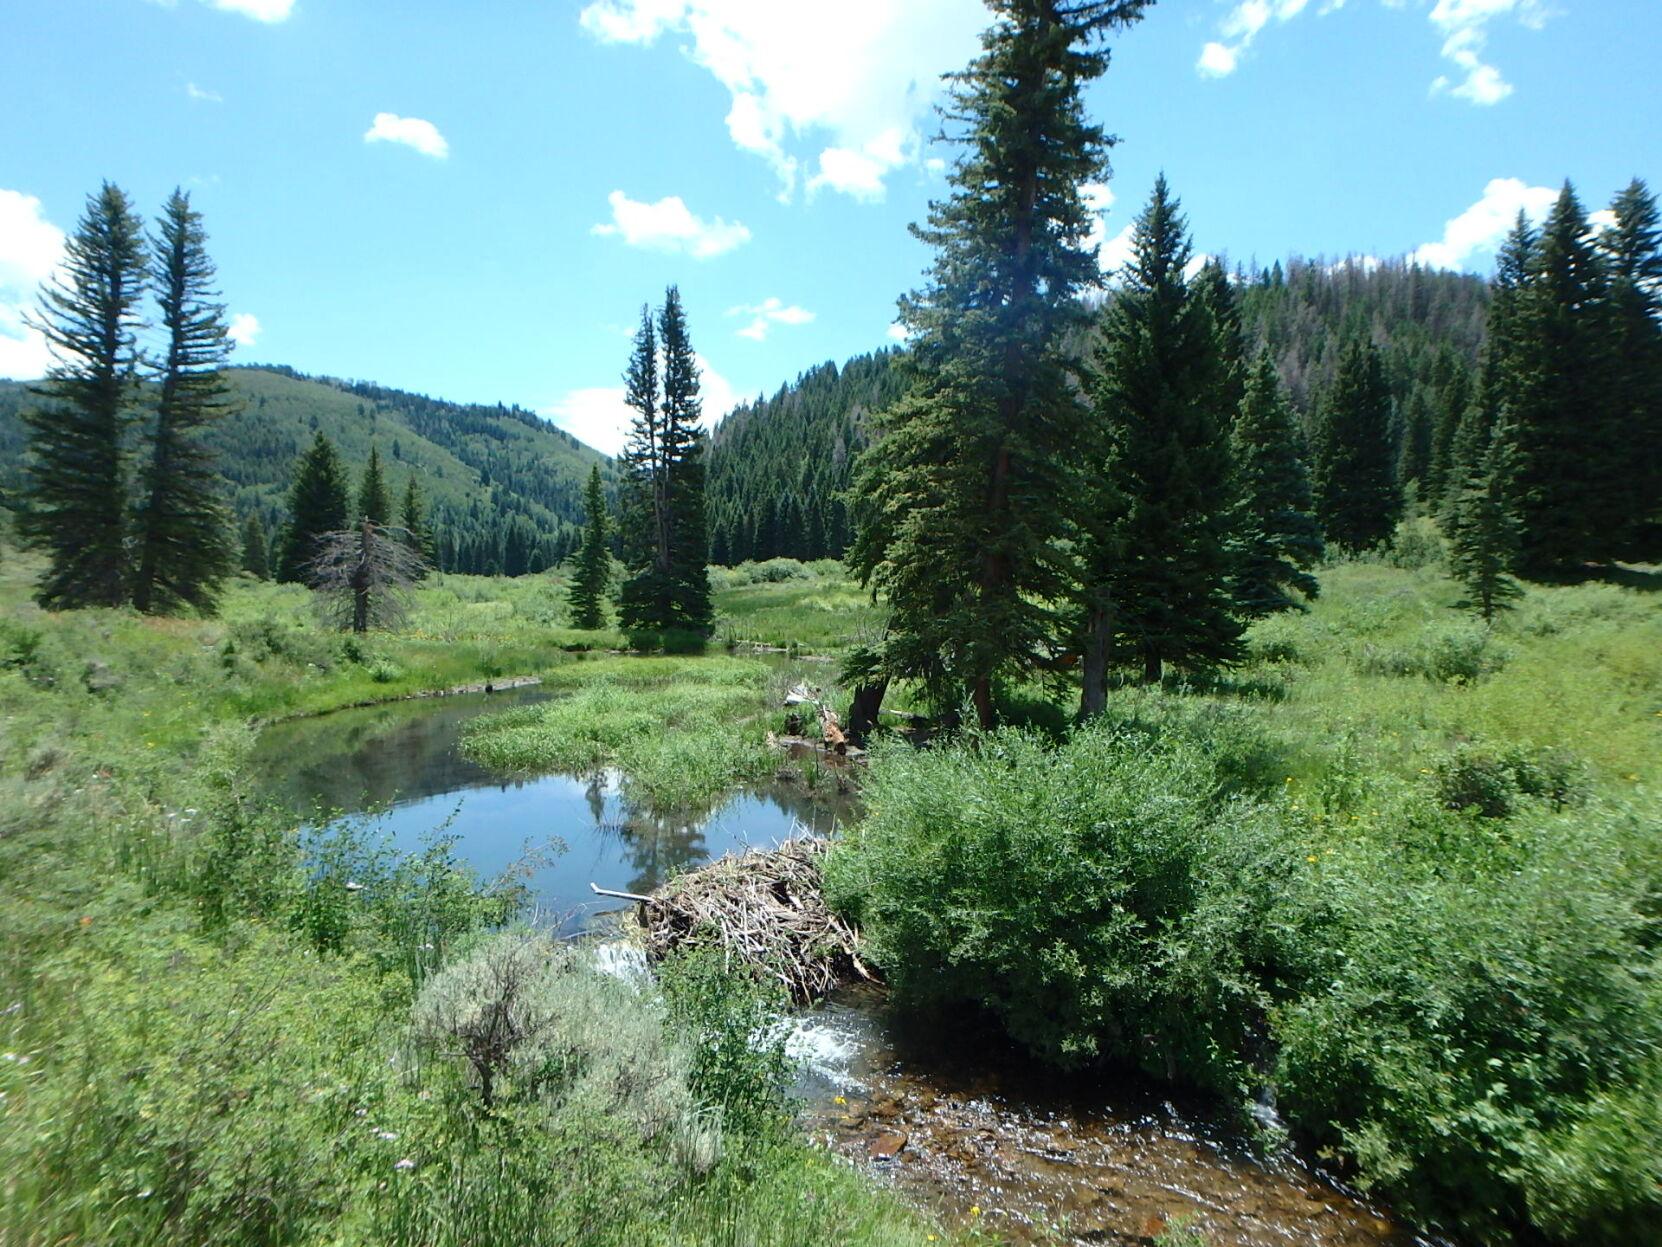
[1360,622,1510,683]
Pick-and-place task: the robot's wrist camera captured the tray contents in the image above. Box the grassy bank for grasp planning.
[827,560,1662,1245]
[0,554,944,1247]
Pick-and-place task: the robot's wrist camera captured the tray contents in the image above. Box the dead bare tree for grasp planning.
[306,519,427,632]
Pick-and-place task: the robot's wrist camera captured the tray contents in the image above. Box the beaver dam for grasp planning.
[606,840,1432,1247]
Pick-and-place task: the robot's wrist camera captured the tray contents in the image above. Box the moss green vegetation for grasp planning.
[827,557,1662,1245]
[460,655,783,809]
[0,552,943,1247]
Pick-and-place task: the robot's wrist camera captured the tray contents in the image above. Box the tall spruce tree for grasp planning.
[617,305,669,631]
[1194,258,1247,420]
[357,445,392,527]
[277,431,350,582]
[241,512,270,579]
[1229,351,1324,617]
[658,287,712,635]
[569,465,610,630]
[1085,176,1242,691]
[1510,183,1611,573]
[131,189,237,615]
[18,182,147,608]
[1447,419,1523,621]
[1597,178,1662,559]
[1312,337,1398,550]
[1424,346,1472,501]
[399,475,435,572]
[848,0,1149,727]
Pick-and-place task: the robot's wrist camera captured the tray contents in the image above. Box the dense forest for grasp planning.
[705,259,1489,565]
[0,365,608,576]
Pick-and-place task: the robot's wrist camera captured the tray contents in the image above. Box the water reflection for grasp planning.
[250,687,854,933]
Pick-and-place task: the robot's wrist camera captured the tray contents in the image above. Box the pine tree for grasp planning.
[276,431,350,582]
[849,0,1149,726]
[399,475,435,573]
[357,445,391,527]
[131,189,237,615]
[1510,183,1612,574]
[1597,178,1662,559]
[18,182,147,608]
[617,305,669,631]
[1447,419,1523,621]
[658,287,712,635]
[241,512,270,579]
[1229,352,1324,617]
[1194,258,1247,421]
[1424,346,1472,501]
[1085,176,1242,692]
[1312,337,1398,550]
[570,464,610,630]
[1396,389,1433,498]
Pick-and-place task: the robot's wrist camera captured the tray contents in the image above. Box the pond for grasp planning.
[249,683,855,933]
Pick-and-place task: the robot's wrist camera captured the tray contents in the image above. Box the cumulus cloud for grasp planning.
[364,113,449,159]
[1198,0,1547,103]
[185,81,223,102]
[592,190,751,259]
[577,0,985,200]
[0,189,66,380]
[546,353,741,455]
[1413,176,1557,270]
[886,322,910,343]
[729,297,814,342]
[228,313,261,348]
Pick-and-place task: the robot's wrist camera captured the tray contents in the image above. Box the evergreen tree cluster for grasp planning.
[615,288,713,638]
[705,351,905,563]
[273,433,438,583]
[17,182,237,614]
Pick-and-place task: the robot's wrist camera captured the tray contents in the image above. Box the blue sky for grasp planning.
[1,0,1657,454]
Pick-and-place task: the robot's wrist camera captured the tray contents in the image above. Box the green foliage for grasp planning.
[660,947,793,1138]
[460,656,777,808]
[1447,418,1523,620]
[18,181,147,608]
[1358,621,1510,683]
[358,442,392,526]
[131,188,237,616]
[275,430,349,582]
[1229,351,1324,616]
[240,511,270,579]
[569,464,611,630]
[1313,337,1400,551]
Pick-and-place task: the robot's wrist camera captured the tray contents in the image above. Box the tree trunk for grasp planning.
[847,678,889,746]
[1079,598,1113,719]
[972,674,994,731]
[1142,645,1162,686]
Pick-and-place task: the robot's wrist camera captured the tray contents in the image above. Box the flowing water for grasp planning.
[254,682,1434,1247]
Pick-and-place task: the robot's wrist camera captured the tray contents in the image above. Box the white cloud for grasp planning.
[1198,0,1546,103]
[206,0,294,20]
[545,353,740,455]
[729,297,814,342]
[1412,176,1557,270]
[1099,222,1137,276]
[364,113,449,159]
[228,312,261,348]
[185,81,223,102]
[592,190,751,259]
[886,322,910,343]
[577,0,985,200]
[0,189,66,380]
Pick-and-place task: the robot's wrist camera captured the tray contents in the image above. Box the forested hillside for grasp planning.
[705,260,1489,564]
[0,366,609,575]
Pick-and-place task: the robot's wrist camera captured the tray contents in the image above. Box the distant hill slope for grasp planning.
[0,366,610,574]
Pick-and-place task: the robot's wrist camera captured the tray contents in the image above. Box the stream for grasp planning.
[253,682,1432,1247]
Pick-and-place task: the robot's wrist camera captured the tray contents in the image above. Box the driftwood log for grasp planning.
[615,838,874,1003]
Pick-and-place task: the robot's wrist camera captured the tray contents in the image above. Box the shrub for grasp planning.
[1360,623,1510,683]
[1386,516,1447,570]
[1434,748,1518,818]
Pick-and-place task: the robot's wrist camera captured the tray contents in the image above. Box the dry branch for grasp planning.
[629,837,874,1003]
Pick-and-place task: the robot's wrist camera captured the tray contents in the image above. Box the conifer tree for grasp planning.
[617,305,669,631]
[357,445,391,527]
[131,189,236,615]
[1084,176,1242,691]
[276,431,349,582]
[18,182,147,608]
[1424,346,1472,500]
[1312,337,1398,550]
[1509,183,1611,573]
[241,512,270,580]
[1194,258,1246,421]
[1598,178,1662,559]
[849,0,1149,726]
[1229,352,1324,617]
[658,287,712,635]
[569,464,610,630]
[1447,419,1523,621]
[1396,389,1433,498]
[400,475,435,574]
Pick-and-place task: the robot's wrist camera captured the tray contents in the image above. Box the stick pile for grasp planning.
[638,837,875,1003]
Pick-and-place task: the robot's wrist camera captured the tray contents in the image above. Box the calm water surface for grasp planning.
[250,684,853,932]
